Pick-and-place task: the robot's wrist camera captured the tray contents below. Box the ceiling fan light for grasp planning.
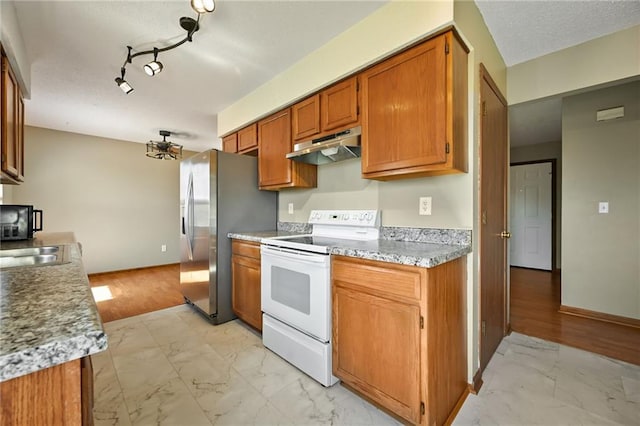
[191,0,215,14]
[115,77,133,94]
[144,60,163,76]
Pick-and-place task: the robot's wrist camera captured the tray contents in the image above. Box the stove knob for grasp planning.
[359,213,366,221]
[343,214,350,220]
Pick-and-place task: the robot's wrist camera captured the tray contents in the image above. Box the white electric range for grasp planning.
[260,210,380,386]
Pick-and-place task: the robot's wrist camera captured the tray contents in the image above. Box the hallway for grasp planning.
[510,267,640,366]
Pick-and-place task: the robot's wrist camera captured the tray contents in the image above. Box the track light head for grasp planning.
[115,77,133,94]
[144,61,163,76]
[191,0,215,14]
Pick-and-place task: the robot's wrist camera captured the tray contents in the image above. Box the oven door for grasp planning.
[261,245,331,342]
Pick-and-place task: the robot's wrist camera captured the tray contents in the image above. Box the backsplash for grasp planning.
[277,221,312,233]
[278,221,471,246]
[380,227,471,246]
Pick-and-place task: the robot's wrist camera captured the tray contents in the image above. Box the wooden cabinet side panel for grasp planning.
[292,94,320,140]
[81,356,94,426]
[0,359,82,426]
[321,76,359,131]
[361,35,447,175]
[425,256,467,426]
[451,33,468,174]
[333,286,421,424]
[1,55,19,179]
[16,91,24,181]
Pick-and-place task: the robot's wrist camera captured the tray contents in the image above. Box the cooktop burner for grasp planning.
[261,210,380,254]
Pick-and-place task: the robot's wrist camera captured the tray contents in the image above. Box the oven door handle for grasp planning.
[261,245,328,264]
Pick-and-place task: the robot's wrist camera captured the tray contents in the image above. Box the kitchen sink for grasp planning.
[0,245,71,269]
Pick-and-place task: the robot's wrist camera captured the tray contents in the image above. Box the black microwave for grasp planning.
[0,205,43,241]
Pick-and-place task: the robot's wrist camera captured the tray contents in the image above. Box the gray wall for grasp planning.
[7,126,184,274]
[561,81,640,319]
[510,141,562,267]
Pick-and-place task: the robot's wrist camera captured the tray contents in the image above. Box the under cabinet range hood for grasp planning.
[286,126,361,165]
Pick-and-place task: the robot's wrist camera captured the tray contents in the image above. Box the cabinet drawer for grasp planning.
[332,256,423,302]
[232,240,260,259]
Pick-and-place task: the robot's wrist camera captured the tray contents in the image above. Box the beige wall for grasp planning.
[562,81,640,319]
[510,141,562,267]
[10,126,183,274]
[508,25,640,105]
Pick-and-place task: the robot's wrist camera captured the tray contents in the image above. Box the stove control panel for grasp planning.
[308,210,380,227]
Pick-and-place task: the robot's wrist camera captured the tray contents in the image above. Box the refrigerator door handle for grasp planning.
[185,173,195,261]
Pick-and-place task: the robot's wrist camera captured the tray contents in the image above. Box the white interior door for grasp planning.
[510,162,552,270]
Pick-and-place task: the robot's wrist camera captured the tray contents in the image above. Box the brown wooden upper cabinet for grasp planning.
[1,49,24,184]
[222,133,238,153]
[360,31,467,180]
[258,108,316,191]
[237,123,258,153]
[292,76,359,141]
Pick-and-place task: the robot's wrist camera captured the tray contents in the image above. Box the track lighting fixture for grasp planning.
[115,68,133,94]
[146,130,183,160]
[191,0,215,14]
[144,49,164,76]
[114,1,215,94]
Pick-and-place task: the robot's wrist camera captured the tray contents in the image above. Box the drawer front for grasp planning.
[231,240,260,259]
[332,256,423,302]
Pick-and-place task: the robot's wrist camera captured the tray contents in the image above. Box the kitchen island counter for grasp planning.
[228,226,471,268]
[0,232,107,382]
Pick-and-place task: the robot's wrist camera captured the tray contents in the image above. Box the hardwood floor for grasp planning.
[88,264,184,323]
[510,267,640,366]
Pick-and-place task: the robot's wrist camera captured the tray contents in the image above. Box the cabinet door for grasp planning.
[361,34,447,176]
[237,123,258,153]
[222,133,238,153]
[231,254,262,331]
[258,110,292,187]
[1,55,20,180]
[333,286,421,424]
[321,76,359,132]
[292,94,320,140]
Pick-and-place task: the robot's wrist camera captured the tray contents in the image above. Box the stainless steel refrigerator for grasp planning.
[180,150,277,324]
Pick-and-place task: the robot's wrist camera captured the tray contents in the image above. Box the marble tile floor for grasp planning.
[92,304,639,425]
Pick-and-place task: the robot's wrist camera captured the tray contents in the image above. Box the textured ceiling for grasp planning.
[475,0,640,147]
[475,0,640,67]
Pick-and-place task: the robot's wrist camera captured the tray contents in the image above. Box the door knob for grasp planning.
[500,231,511,239]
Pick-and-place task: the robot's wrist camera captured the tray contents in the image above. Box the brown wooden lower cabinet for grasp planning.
[0,356,94,426]
[332,255,467,426]
[231,239,263,331]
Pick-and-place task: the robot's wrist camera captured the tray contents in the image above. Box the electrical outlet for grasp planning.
[419,197,432,215]
[288,203,294,214]
[598,201,609,214]
[161,244,167,252]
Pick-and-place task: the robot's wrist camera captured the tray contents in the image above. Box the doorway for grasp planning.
[510,161,554,270]
[479,64,509,373]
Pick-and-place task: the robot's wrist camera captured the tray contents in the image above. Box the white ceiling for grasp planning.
[13,0,388,152]
[9,0,640,151]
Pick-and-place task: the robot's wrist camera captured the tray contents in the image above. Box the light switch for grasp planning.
[598,202,609,214]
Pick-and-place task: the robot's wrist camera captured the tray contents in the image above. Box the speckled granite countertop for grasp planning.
[228,227,471,268]
[0,232,108,382]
